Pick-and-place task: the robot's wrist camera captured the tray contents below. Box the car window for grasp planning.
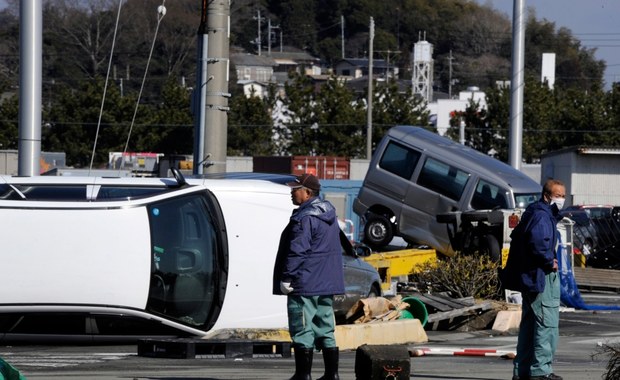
[378,141,421,180]
[515,192,539,208]
[146,192,226,331]
[471,179,509,210]
[417,157,470,201]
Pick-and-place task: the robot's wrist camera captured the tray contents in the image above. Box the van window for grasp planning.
[471,179,509,210]
[417,157,470,201]
[378,141,421,179]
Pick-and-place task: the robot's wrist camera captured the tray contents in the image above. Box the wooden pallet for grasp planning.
[400,292,493,331]
[573,267,620,293]
[137,338,292,359]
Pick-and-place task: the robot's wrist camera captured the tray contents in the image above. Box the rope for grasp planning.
[88,0,124,175]
[118,1,167,175]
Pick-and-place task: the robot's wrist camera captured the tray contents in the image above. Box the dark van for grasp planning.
[353,126,540,257]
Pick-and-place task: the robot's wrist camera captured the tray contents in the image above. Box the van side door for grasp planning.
[400,156,471,253]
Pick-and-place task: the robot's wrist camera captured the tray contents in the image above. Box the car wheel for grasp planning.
[480,234,501,262]
[363,214,393,249]
[368,285,381,298]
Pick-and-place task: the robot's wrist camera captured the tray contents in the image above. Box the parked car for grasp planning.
[564,205,620,249]
[336,233,382,321]
[564,204,614,218]
[353,125,540,259]
[560,209,599,256]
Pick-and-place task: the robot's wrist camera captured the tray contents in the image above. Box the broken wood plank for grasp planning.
[426,301,493,323]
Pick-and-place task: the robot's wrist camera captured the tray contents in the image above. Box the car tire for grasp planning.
[368,285,381,298]
[363,214,393,249]
[480,234,501,262]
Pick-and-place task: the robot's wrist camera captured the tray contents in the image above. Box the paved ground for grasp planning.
[2,293,619,379]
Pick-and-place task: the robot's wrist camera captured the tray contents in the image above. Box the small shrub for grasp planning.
[410,254,502,300]
[594,343,620,380]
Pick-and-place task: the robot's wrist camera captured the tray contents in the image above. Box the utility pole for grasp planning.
[509,0,525,170]
[268,19,279,56]
[256,9,262,56]
[366,17,374,160]
[341,15,345,59]
[448,50,454,98]
[193,0,230,174]
[375,49,401,82]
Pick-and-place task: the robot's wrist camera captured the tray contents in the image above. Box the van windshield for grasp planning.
[515,193,540,208]
[145,192,227,332]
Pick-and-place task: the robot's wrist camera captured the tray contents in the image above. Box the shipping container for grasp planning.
[253,156,350,179]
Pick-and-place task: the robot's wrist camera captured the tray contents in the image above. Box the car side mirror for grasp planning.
[354,243,373,257]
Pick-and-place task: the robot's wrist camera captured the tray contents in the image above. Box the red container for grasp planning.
[253,156,350,180]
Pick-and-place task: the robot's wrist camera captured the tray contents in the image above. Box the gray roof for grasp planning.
[230,54,276,67]
[337,58,390,70]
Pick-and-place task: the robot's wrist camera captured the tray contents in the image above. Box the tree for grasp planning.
[43,0,120,82]
[43,78,151,167]
[372,82,430,147]
[228,88,275,156]
[279,72,318,155]
[312,76,365,157]
[143,78,194,155]
[447,100,492,155]
[0,94,18,150]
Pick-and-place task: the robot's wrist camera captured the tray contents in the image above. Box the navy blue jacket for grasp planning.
[501,199,562,293]
[273,196,345,296]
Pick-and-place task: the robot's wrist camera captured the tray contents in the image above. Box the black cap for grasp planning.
[286,173,321,191]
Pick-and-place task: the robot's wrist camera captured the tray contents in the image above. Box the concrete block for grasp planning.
[203,319,428,352]
[492,309,522,332]
[335,319,428,351]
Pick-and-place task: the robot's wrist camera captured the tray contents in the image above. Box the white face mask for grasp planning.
[550,197,565,210]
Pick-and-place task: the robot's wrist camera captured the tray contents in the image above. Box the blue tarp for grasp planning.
[558,240,620,311]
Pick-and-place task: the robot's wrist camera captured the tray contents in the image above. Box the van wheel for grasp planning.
[364,214,393,249]
[480,234,501,262]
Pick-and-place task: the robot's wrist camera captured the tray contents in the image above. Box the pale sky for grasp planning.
[477,0,620,89]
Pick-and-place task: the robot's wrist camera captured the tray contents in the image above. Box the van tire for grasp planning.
[363,214,393,249]
[480,234,501,262]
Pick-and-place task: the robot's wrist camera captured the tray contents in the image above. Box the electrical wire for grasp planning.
[118,0,167,175]
[88,0,123,175]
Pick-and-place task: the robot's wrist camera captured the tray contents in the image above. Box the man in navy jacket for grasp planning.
[504,179,565,380]
[273,173,345,380]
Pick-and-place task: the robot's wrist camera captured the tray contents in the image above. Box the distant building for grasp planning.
[426,86,487,135]
[334,58,393,79]
[230,47,322,98]
[230,53,276,83]
[268,47,322,83]
[541,146,620,206]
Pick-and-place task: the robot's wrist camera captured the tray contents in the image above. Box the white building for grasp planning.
[427,87,487,135]
[541,147,620,206]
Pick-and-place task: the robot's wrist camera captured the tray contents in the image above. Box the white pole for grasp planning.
[509,0,525,169]
[18,0,42,176]
[366,18,375,160]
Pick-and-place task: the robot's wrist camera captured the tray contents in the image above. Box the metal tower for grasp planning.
[412,39,433,102]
